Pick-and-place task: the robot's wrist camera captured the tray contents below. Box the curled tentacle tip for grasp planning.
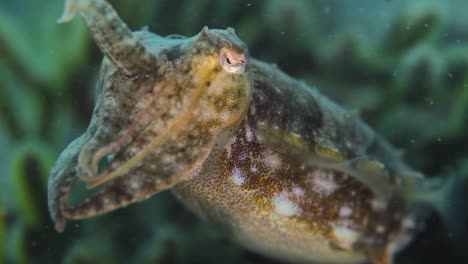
[54,218,66,232]
[52,202,67,232]
[49,197,68,232]
[57,14,73,24]
[57,0,81,23]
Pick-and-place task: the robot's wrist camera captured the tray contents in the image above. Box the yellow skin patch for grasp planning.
[80,52,249,189]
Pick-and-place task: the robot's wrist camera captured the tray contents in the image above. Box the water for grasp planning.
[1,0,467,263]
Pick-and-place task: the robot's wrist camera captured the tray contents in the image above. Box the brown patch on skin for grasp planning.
[198,113,410,260]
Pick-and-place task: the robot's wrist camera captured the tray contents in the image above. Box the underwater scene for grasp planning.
[1,0,468,263]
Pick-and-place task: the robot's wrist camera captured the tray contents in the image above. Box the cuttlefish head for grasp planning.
[48,0,252,232]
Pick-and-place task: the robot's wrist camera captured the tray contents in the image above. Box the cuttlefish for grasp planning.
[48,0,455,263]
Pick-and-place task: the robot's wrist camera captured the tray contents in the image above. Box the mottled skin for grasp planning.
[48,1,432,264]
[174,61,423,264]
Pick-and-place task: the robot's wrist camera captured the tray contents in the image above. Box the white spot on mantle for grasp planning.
[245,125,254,142]
[308,170,339,197]
[332,226,359,250]
[263,151,282,170]
[376,225,385,234]
[250,164,258,173]
[232,167,245,185]
[292,187,305,197]
[339,205,353,217]
[272,191,302,217]
[225,136,236,158]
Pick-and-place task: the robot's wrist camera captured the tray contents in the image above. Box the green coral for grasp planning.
[383,10,441,55]
[11,142,54,226]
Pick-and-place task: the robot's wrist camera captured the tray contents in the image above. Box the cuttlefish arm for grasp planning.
[48,121,227,232]
[58,0,160,76]
[47,139,179,233]
[47,135,85,232]
[57,0,166,182]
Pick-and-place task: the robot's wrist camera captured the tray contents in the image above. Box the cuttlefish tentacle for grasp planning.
[61,172,173,221]
[48,129,202,232]
[47,135,86,232]
[81,76,224,188]
[50,160,176,231]
[59,130,220,225]
[49,129,206,231]
[78,84,163,183]
[58,0,160,76]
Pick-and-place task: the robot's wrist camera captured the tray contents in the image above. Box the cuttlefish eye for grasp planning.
[220,47,247,74]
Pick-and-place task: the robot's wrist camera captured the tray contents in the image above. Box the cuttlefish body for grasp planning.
[48,1,451,263]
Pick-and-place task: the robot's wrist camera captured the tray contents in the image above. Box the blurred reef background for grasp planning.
[1,0,468,263]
